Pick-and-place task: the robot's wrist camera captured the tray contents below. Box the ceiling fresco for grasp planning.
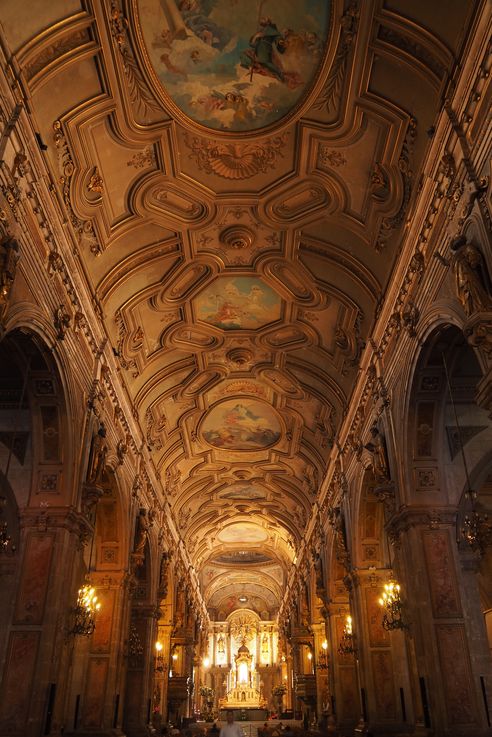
[201,398,282,450]
[194,276,282,330]
[217,522,269,544]
[135,0,332,131]
[218,482,269,500]
[8,0,473,619]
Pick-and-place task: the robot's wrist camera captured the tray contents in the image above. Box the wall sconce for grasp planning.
[69,582,101,636]
[337,615,356,655]
[202,656,210,668]
[317,639,329,670]
[155,641,165,673]
[379,580,407,631]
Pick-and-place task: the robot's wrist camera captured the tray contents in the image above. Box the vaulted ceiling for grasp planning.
[1,0,477,619]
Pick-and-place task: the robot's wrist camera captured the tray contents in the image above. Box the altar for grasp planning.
[219,643,267,710]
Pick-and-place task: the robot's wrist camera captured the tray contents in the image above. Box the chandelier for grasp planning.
[338,615,356,655]
[461,508,492,555]
[70,581,101,636]
[155,641,165,673]
[317,639,329,669]
[443,354,492,555]
[0,496,15,554]
[379,580,406,631]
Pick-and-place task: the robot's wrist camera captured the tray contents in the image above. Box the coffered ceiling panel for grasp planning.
[4,0,477,617]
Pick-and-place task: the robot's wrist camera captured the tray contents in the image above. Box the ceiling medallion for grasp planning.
[135,0,333,133]
[226,347,254,368]
[220,226,255,250]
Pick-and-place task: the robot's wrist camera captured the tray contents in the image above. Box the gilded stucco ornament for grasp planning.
[183,132,289,179]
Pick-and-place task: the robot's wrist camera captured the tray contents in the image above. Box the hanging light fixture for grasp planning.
[1,354,31,556]
[379,580,406,630]
[69,527,101,636]
[443,353,492,555]
[461,511,492,554]
[337,615,356,655]
[317,639,329,669]
[70,580,101,636]
[155,641,165,673]
[0,496,15,554]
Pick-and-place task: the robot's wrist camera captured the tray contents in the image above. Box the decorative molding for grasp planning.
[126,145,156,169]
[24,28,91,82]
[312,3,359,119]
[52,120,100,254]
[110,0,163,118]
[375,117,417,252]
[317,147,347,168]
[377,25,446,79]
[183,132,289,179]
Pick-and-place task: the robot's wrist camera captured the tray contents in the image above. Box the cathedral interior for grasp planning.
[0,1,491,736]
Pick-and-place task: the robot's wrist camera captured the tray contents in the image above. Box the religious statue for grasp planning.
[134,508,149,557]
[158,552,169,598]
[312,550,324,593]
[364,425,390,483]
[0,237,19,325]
[54,303,71,340]
[451,236,492,317]
[87,422,107,486]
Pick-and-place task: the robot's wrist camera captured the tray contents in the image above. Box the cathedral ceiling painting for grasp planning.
[6,0,475,620]
[135,0,332,131]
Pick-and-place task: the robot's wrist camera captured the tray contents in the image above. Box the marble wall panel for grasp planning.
[83,657,109,729]
[371,650,397,719]
[338,666,359,719]
[422,530,462,618]
[435,624,476,725]
[0,631,40,734]
[14,532,54,624]
[91,588,115,654]
[365,587,390,647]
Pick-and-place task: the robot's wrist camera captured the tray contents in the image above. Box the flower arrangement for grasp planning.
[199,686,214,699]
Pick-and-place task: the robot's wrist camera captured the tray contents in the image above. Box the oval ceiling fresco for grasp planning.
[217,522,269,544]
[219,482,269,500]
[212,551,273,564]
[136,0,332,132]
[201,398,281,450]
